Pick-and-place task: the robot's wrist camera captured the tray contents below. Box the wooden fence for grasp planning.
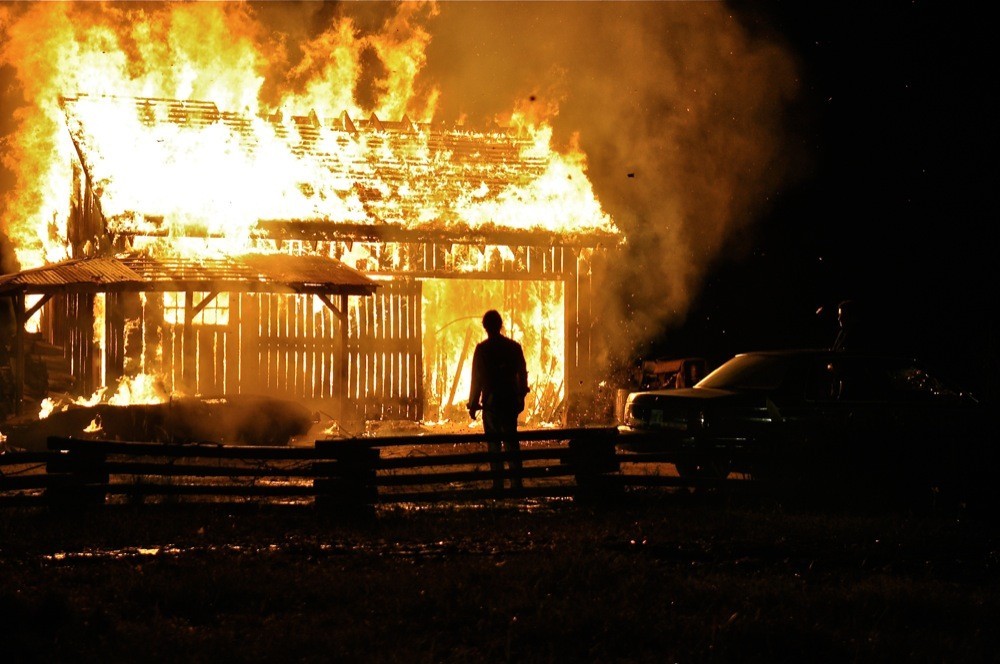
[0,428,751,509]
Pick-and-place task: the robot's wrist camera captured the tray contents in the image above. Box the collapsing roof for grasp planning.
[60,95,617,240]
[0,253,378,296]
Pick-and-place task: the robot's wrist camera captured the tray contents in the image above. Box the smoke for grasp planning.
[219,2,803,362]
[0,1,802,365]
[424,3,803,361]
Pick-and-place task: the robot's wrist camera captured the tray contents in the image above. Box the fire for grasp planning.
[38,397,56,420]
[37,373,171,420]
[2,2,617,423]
[83,415,102,434]
[106,373,170,406]
[3,2,611,267]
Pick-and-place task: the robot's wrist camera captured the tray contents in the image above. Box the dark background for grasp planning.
[653,2,996,399]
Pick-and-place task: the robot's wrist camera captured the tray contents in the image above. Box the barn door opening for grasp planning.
[421,279,565,425]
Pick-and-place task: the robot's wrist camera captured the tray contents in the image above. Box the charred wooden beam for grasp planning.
[310,221,617,249]
[23,293,54,321]
[111,220,618,249]
[364,269,565,281]
[189,291,219,319]
[315,293,345,320]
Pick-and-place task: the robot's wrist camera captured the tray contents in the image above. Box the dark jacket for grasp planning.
[468,335,529,414]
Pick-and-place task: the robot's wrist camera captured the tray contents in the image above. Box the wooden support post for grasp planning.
[564,250,578,426]
[13,292,25,416]
[45,436,109,507]
[242,294,260,394]
[182,291,195,390]
[568,434,621,505]
[314,292,351,419]
[226,293,241,395]
[414,282,424,421]
[339,294,350,420]
[83,293,97,395]
[314,439,379,517]
[122,292,143,376]
[105,291,124,388]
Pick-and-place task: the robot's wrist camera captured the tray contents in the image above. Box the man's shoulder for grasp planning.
[501,336,524,353]
[477,335,524,354]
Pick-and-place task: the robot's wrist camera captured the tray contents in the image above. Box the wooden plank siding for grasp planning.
[31,223,599,425]
[347,279,422,421]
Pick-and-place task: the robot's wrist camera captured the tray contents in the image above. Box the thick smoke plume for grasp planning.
[421,3,801,361]
[0,1,800,366]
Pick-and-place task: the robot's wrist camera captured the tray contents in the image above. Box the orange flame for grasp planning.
[2,1,613,268]
[3,2,615,419]
[83,415,102,433]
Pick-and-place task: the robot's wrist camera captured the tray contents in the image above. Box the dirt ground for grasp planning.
[1,492,998,663]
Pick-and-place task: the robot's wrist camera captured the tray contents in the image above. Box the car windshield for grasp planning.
[696,354,790,391]
[695,352,968,401]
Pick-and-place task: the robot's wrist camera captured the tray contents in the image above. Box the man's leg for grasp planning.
[501,411,523,489]
[482,409,504,490]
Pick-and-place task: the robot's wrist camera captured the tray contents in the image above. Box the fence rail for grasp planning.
[0,428,755,509]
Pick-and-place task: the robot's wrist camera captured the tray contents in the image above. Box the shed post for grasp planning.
[339,293,349,419]
[564,249,578,426]
[13,292,25,415]
[182,290,195,390]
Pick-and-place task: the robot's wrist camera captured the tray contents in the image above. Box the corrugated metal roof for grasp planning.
[0,254,378,296]
[59,95,617,238]
[0,257,143,291]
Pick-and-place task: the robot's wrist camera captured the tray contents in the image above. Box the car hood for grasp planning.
[631,387,744,400]
[622,387,768,431]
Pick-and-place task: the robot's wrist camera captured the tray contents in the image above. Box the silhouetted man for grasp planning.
[468,310,529,490]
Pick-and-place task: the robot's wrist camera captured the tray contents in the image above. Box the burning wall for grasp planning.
[0,2,800,423]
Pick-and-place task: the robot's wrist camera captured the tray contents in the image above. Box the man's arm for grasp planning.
[516,343,529,395]
[468,345,483,418]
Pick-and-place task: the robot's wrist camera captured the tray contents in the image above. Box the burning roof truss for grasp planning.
[60,94,617,247]
[0,95,615,427]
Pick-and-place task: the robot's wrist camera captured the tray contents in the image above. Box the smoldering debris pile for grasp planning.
[2,395,314,452]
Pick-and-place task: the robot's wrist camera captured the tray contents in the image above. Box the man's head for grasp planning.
[482,309,503,336]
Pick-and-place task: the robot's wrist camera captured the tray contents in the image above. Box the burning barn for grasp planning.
[0,94,618,427]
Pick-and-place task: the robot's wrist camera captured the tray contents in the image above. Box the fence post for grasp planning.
[568,433,621,504]
[45,437,108,507]
[314,439,380,516]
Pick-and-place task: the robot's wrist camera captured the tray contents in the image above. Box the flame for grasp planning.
[83,415,102,433]
[37,373,171,420]
[2,2,617,421]
[38,397,56,420]
[2,2,613,268]
[106,373,170,406]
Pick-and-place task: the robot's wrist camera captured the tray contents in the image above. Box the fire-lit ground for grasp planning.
[1,497,998,661]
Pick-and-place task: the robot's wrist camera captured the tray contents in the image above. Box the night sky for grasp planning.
[658,2,996,399]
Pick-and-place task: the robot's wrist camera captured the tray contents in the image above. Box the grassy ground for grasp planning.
[1,492,998,663]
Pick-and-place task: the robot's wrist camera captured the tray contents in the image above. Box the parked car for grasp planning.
[618,349,991,498]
